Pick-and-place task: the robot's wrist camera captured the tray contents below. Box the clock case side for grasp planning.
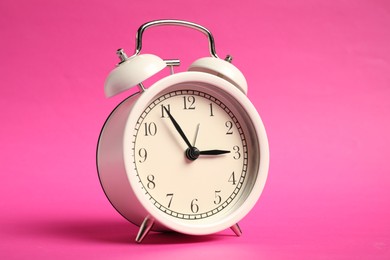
[96,92,167,231]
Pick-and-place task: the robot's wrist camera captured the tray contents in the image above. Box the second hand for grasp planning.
[193,123,200,147]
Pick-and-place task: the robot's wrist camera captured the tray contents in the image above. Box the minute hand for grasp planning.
[163,106,192,148]
[199,150,231,155]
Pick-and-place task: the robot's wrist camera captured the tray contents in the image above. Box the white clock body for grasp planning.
[97,71,269,236]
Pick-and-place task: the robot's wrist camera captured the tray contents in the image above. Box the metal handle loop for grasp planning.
[133,19,219,58]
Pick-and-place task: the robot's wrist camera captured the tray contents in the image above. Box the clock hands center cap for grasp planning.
[185,147,200,161]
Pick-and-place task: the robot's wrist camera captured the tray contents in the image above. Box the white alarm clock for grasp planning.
[97,20,269,243]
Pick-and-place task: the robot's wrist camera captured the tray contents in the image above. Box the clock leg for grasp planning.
[135,216,155,243]
[230,223,242,237]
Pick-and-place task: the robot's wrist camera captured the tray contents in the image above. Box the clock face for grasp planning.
[131,83,259,222]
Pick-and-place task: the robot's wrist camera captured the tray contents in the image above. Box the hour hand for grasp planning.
[186,148,230,161]
[199,150,231,155]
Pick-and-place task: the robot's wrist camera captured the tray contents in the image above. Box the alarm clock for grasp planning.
[97,19,269,243]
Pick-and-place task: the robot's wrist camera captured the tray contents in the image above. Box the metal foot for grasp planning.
[135,216,155,243]
[230,223,242,237]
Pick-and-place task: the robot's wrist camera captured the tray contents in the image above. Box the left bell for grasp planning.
[104,50,167,97]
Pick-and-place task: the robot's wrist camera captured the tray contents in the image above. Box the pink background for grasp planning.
[1,0,389,259]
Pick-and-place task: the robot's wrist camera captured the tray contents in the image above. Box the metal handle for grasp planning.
[133,19,219,58]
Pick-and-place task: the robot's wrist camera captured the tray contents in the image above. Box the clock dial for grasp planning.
[132,87,254,220]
